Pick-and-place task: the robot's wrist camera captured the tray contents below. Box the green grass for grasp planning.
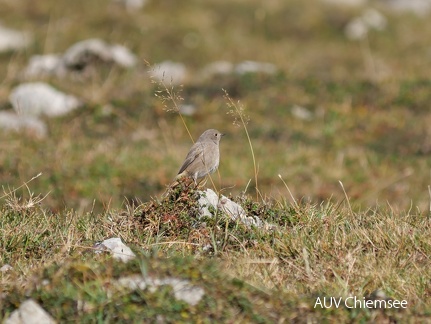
[1,0,431,322]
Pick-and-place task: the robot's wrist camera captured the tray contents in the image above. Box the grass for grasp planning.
[1,0,431,322]
[1,189,429,321]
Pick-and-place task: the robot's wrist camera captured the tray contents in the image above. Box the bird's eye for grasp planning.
[215,133,218,137]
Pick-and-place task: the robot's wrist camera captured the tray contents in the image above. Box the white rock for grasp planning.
[23,40,136,78]
[23,54,66,78]
[383,0,431,17]
[94,237,136,263]
[321,0,367,6]
[62,38,137,70]
[150,61,187,85]
[117,275,205,306]
[200,60,277,79]
[113,0,148,10]
[362,8,387,31]
[4,299,56,324]
[160,277,205,306]
[198,189,219,218]
[117,274,148,290]
[234,61,277,75]
[291,105,313,121]
[178,104,197,116]
[9,82,82,117]
[110,44,138,67]
[198,189,264,228]
[0,264,13,273]
[0,112,47,138]
[0,24,31,52]
[200,61,234,79]
[345,17,369,40]
[345,9,387,40]
[62,38,112,68]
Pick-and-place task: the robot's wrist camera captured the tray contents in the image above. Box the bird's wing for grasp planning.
[177,143,204,175]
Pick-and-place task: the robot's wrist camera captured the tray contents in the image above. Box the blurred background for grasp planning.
[1,0,431,212]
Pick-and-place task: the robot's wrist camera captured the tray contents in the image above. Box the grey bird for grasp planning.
[175,129,224,185]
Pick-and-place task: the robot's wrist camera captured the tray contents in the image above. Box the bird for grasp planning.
[174,129,224,187]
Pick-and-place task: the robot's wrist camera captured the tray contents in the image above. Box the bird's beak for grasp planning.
[221,133,225,137]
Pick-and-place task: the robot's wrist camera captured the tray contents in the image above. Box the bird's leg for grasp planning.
[196,177,207,189]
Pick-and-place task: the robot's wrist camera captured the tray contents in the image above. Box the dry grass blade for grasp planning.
[223,89,259,201]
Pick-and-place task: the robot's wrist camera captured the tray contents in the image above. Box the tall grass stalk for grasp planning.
[223,89,259,201]
[146,61,193,143]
